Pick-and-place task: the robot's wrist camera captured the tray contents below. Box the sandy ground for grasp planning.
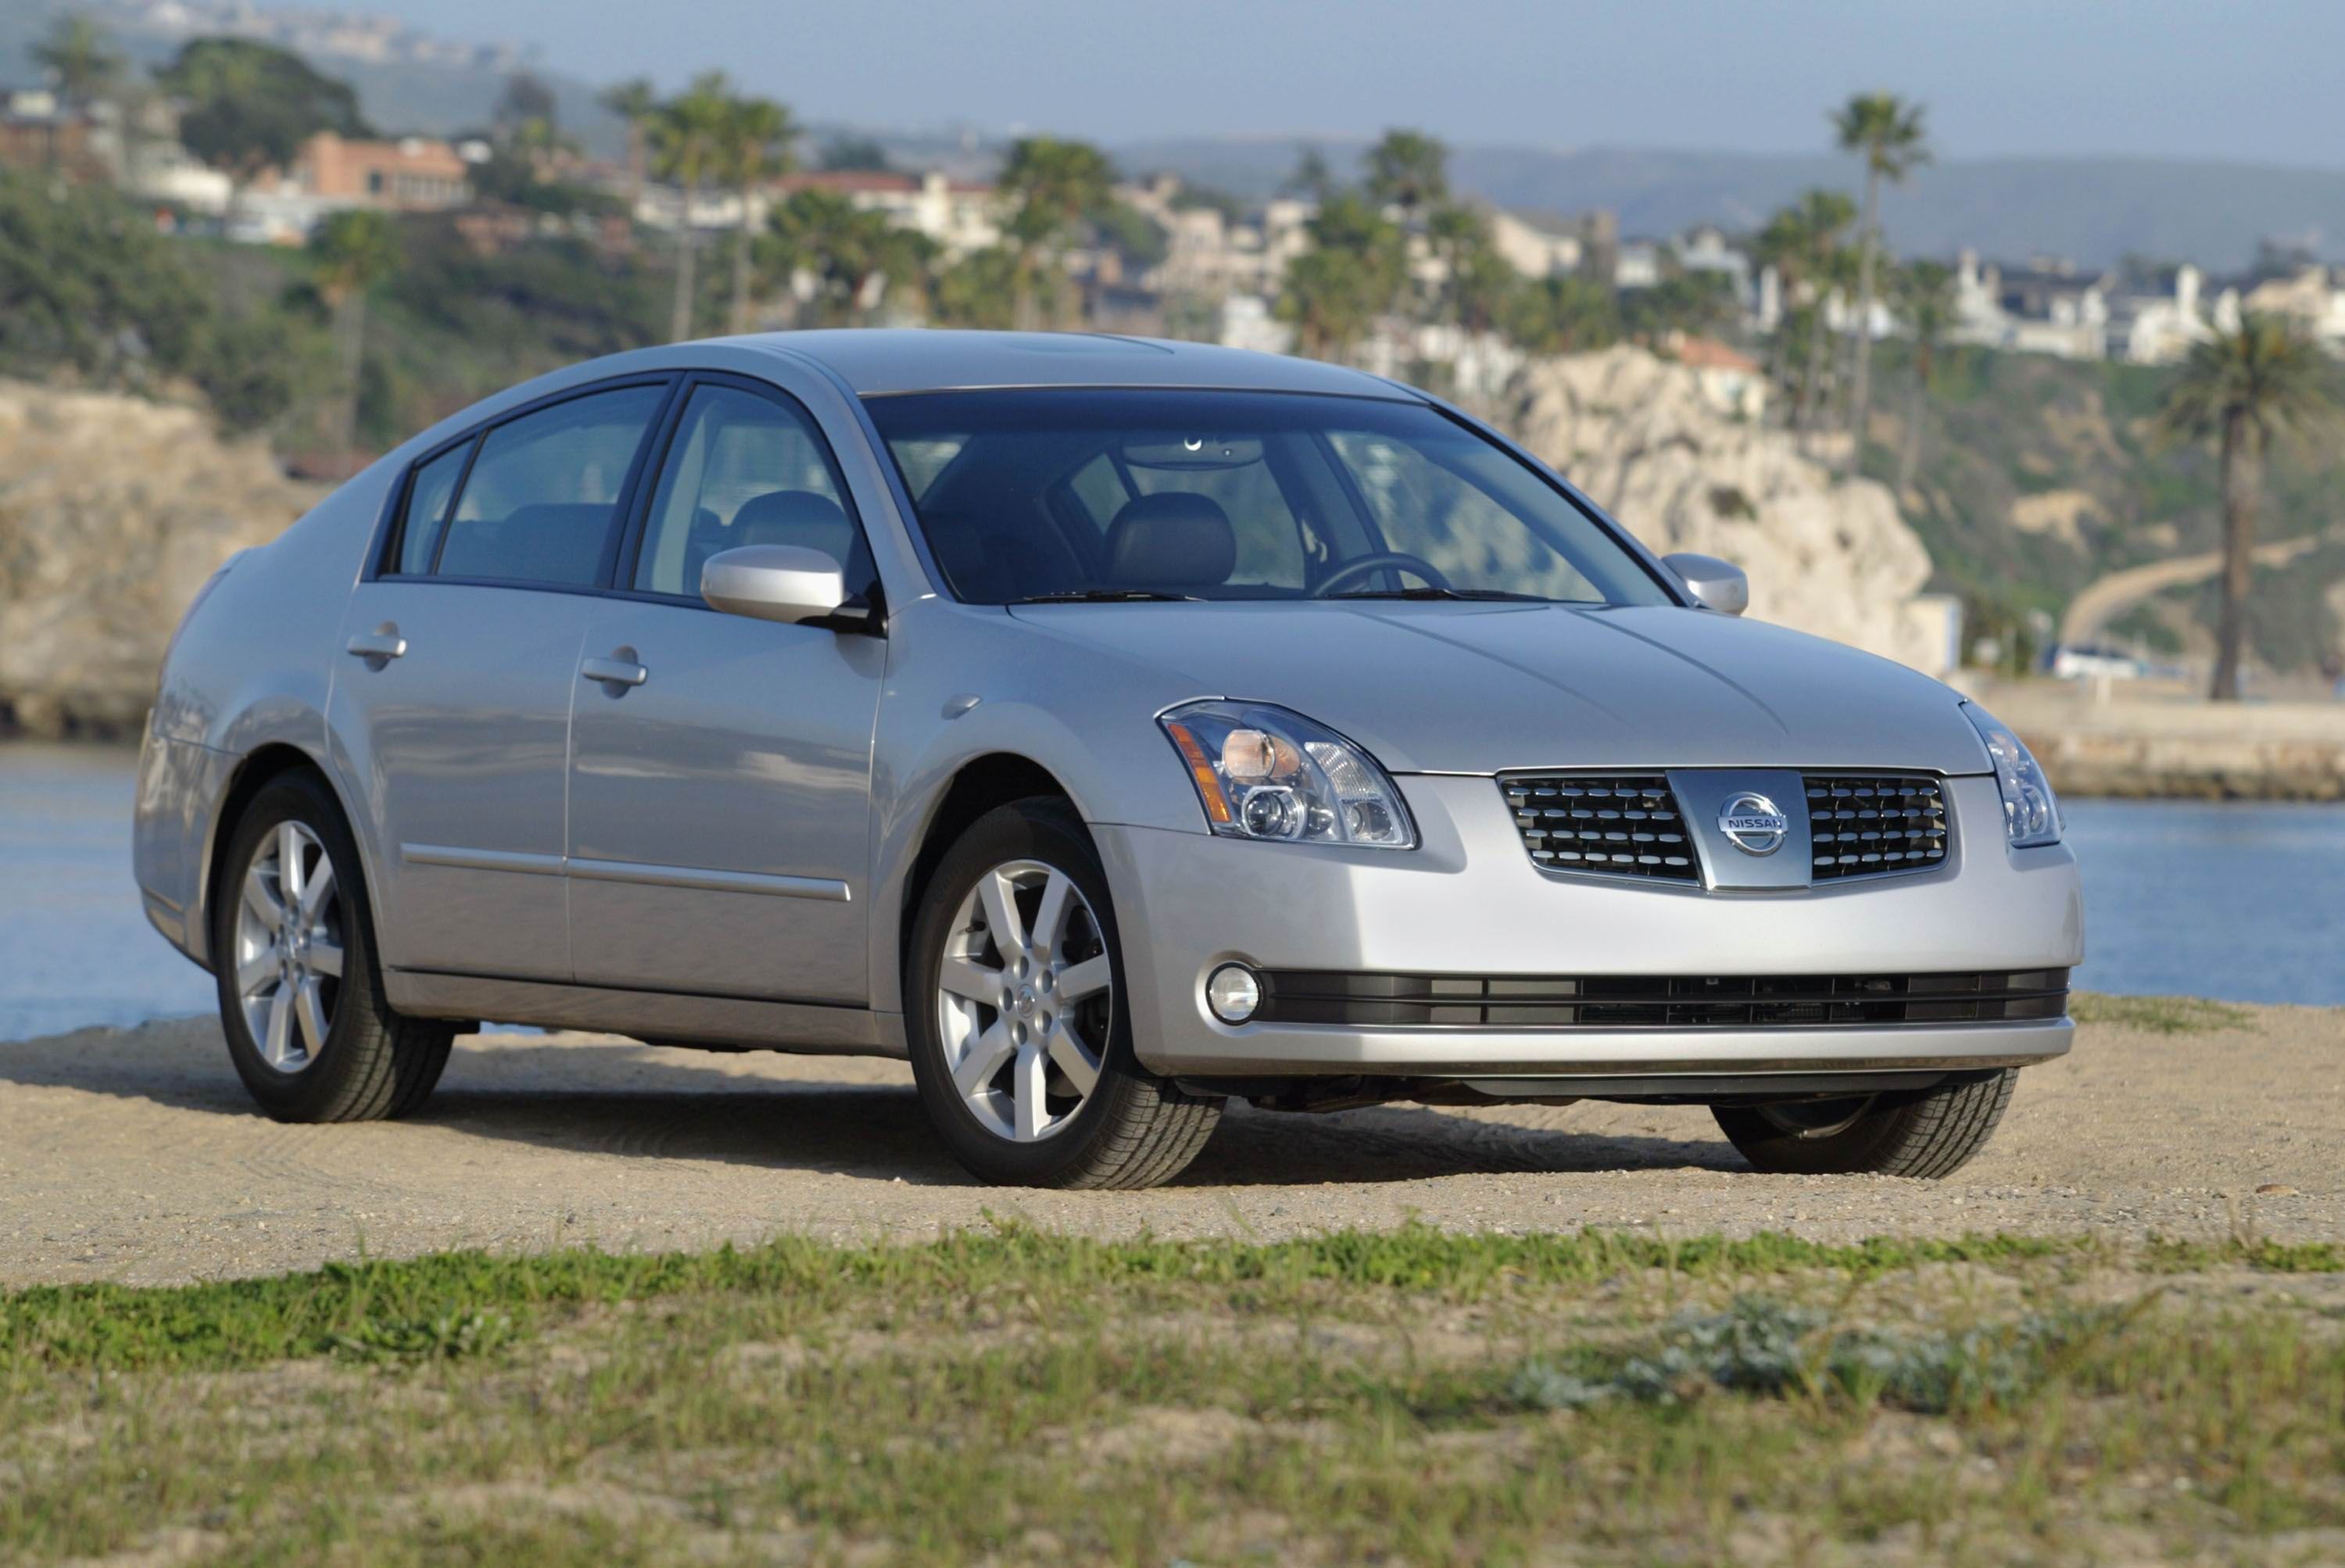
[2,1005,2337,1287]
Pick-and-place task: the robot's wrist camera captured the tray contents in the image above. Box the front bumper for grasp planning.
[1093,772,2085,1083]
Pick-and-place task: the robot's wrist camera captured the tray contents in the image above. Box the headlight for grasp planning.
[1158,700,1416,849]
[1960,702,2061,848]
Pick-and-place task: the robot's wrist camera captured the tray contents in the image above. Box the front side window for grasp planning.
[861,388,1668,607]
[434,384,666,587]
[632,383,868,598]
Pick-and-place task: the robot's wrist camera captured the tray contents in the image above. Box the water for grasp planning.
[2,744,216,1040]
[4,744,2342,1041]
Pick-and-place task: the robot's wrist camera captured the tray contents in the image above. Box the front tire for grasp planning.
[212,771,453,1123]
[1712,1070,2017,1178]
[905,799,1222,1189]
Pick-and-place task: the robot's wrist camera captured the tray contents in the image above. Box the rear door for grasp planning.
[563,374,885,1004]
[331,379,671,983]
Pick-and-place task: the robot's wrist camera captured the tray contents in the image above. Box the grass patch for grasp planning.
[2072,991,2260,1034]
[8,1225,2340,1376]
[5,1227,2343,1563]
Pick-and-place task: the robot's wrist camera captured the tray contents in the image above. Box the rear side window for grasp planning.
[391,442,469,575]
[434,385,667,587]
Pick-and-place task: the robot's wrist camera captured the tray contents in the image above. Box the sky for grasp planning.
[360,0,2345,166]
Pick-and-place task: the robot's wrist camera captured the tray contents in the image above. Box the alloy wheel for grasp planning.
[231,820,345,1072]
[933,858,1113,1142]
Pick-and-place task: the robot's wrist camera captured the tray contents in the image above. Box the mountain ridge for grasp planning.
[1116,137,2345,270]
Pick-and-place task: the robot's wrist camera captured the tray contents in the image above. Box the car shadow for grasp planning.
[2,1020,1745,1187]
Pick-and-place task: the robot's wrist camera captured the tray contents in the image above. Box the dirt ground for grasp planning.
[2,1003,2336,1287]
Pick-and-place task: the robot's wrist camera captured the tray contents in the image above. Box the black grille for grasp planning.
[1502,773,1697,881]
[1804,774,1949,879]
[1252,970,2069,1029]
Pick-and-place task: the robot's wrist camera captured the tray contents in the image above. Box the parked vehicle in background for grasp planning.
[2049,643,2150,682]
[134,331,2083,1189]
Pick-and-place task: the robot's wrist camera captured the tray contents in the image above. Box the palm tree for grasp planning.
[1278,246,1387,363]
[721,94,797,334]
[309,208,399,449]
[1425,202,1486,328]
[1831,92,1931,476]
[1762,188,1855,439]
[1280,144,1335,202]
[32,13,124,111]
[650,72,733,342]
[596,77,657,222]
[1892,259,1954,495]
[1362,127,1448,220]
[2153,313,2341,700]
[998,136,1113,328]
[765,187,934,325]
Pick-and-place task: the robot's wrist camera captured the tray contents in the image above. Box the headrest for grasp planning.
[441,502,610,585]
[1102,491,1235,588]
[729,489,857,566]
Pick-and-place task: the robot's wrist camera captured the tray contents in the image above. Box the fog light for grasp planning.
[1206,964,1262,1024]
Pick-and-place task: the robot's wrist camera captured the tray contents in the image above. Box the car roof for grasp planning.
[743,328,1420,399]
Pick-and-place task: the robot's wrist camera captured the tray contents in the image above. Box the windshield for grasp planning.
[861,389,1673,607]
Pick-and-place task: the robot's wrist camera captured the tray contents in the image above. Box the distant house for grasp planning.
[768,170,1002,258]
[1122,177,1312,298]
[2240,264,2345,350]
[1488,209,1581,278]
[0,88,109,184]
[1674,225,1754,314]
[289,131,469,210]
[1613,238,1663,290]
[1668,333,1767,420]
[1951,251,2110,360]
[2103,263,2234,364]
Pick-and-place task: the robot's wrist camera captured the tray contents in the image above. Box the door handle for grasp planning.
[345,627,406,661]
[580,655,648,689]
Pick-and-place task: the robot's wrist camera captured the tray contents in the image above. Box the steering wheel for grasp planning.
[1311,552,1454,599]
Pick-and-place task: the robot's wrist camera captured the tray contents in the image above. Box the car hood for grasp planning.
[1005,601,1992,775]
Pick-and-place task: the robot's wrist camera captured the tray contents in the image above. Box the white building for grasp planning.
[1950,250,2110,360]
[2103,263,2236,364]
[1488,209,1584,278]
[1122,177,1314,299]
[2241,264,2345,351]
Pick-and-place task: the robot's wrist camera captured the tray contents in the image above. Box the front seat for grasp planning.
[1101,492,1235,591]
[686,489,860,590]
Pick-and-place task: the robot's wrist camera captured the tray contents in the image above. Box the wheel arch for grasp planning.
[893,753,1079,1011]
[199,743,386,971]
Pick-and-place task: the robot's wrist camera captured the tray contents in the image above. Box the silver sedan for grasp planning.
[134,331,2083,1188]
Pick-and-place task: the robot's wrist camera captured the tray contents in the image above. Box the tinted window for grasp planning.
[864,389,1667,607]
[634,384,867,598]
[435,385,666,587]
[392,442,469,575]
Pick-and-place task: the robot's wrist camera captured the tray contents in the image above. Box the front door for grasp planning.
[564,377,886,1004]
[331,379,671,983]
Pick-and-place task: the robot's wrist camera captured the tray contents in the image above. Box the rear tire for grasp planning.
[1711,1070,2017,1178]
[212,771,453,1124]
[905,798,1222,1189]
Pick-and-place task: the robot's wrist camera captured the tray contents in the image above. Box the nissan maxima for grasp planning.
[134,330,2082,1188]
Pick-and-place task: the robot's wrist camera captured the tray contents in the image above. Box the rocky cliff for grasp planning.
[1497,346,1948,672]
[0,381,325,738]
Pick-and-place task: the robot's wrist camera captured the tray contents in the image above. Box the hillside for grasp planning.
[1866,343,2345,675]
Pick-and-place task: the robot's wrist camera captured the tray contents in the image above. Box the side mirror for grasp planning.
[1662,552,1749,616]
[701,545,848,625]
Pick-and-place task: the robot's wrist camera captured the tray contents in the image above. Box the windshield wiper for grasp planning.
[1327,586,1551,603]
[1009,589,1202,604]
